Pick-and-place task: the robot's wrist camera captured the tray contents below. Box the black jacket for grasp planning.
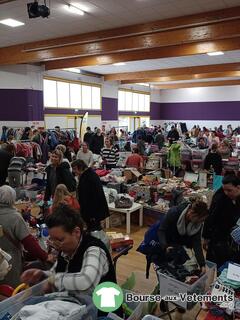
[167,129,179,142]
[56,233,116,282]
[204,152,222,175]
[155,133,165,149]
[77,168,109,225]
[158,202,205,267]
[203,188,240,242]
[83,131,94,146]
[56,233,120,317]
[0,150,12,185]
[44,162,76,200]
[90,134,104,155]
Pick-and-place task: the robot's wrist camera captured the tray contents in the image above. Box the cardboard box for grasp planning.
[124,169,142,183]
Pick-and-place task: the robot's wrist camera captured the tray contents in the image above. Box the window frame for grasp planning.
[43,77,102,110]
[118,89,150,112]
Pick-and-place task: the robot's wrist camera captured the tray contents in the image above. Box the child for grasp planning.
[51,184,80,212]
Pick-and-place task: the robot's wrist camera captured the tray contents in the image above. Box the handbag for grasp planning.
[115,196,133,209]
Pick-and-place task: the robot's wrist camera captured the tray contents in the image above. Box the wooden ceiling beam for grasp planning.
[1,19,240,65]
[105,62,240,81]
[120,71,240,84]
[23,6,240,51]
[44,37,240,70]
[152,79,240,89]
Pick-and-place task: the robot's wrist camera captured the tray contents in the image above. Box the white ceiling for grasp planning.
[0,0,239,47]
[2,0,240,86]
[79,50,240,75]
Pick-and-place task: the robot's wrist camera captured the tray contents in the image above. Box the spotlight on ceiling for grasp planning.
[27,1,50,19]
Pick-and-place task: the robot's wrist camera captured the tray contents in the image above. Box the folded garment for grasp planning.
[19,300,86,320]
[218,269,240,289]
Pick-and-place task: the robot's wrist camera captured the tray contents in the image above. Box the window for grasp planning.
[118,90,125,111]
[82,85,92,109]
[132,93,139,111]
[43,79,57,107]
[92,86,101,110]
[70,83,81,109]
[57,81,70,108]
[118,90,150,112]
[43,78,101,110]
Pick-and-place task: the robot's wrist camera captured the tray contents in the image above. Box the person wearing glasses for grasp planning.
[21,205,118,316]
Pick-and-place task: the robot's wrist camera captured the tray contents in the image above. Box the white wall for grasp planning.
[0,65,43,90]
[44,69,102,86]
[102,81,118,98]
[151,88,161,103]
[160,85,240,102]
[159,85,240,130]
[156,120,240,132]
[0,65,44,132]
[101,121,119,130]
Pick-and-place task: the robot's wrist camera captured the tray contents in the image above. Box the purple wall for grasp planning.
[0,89,44,121]
[160,101,240,120]
[102,97,118,121]
[150,102,161,120]
[27,90,44,121]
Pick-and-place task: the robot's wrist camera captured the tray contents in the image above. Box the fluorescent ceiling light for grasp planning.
[137,83,150,87]
[63,68,81,73]
[207,51,224,56]
[113,62,126,66]
[0,18,24,27]
[65,3,84,15]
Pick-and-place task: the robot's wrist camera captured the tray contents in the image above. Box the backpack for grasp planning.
[137,216,165,278]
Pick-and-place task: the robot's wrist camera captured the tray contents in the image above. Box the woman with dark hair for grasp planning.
[204,143,223,175]
[100,137,119,169]
[71,160,109,231]
[203,174,240,267]
[21,127,32,140]
[44,149,76,201]
[21,205,120,318]
[158,199,209,274]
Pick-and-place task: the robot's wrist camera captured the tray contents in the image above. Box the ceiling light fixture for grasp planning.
[65,3,84,15]
[207,51,224,56]
[137,83,150,87]
[63,68,81,73]
[113,62,126,66]
[0,18,24,27]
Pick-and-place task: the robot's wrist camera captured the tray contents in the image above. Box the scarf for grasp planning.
[177,205,202,236]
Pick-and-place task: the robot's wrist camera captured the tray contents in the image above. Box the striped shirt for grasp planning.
[8,157,26,172]
[48,246,109,295]
[100,147,119,166]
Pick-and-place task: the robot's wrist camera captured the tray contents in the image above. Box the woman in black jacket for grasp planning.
[90,129,104,155]
[204,143,223,175]
[158,199,209,273]
[44,149,76,201]
[71,159,109,231]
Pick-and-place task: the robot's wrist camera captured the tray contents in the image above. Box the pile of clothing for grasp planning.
[17,292,96,320]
